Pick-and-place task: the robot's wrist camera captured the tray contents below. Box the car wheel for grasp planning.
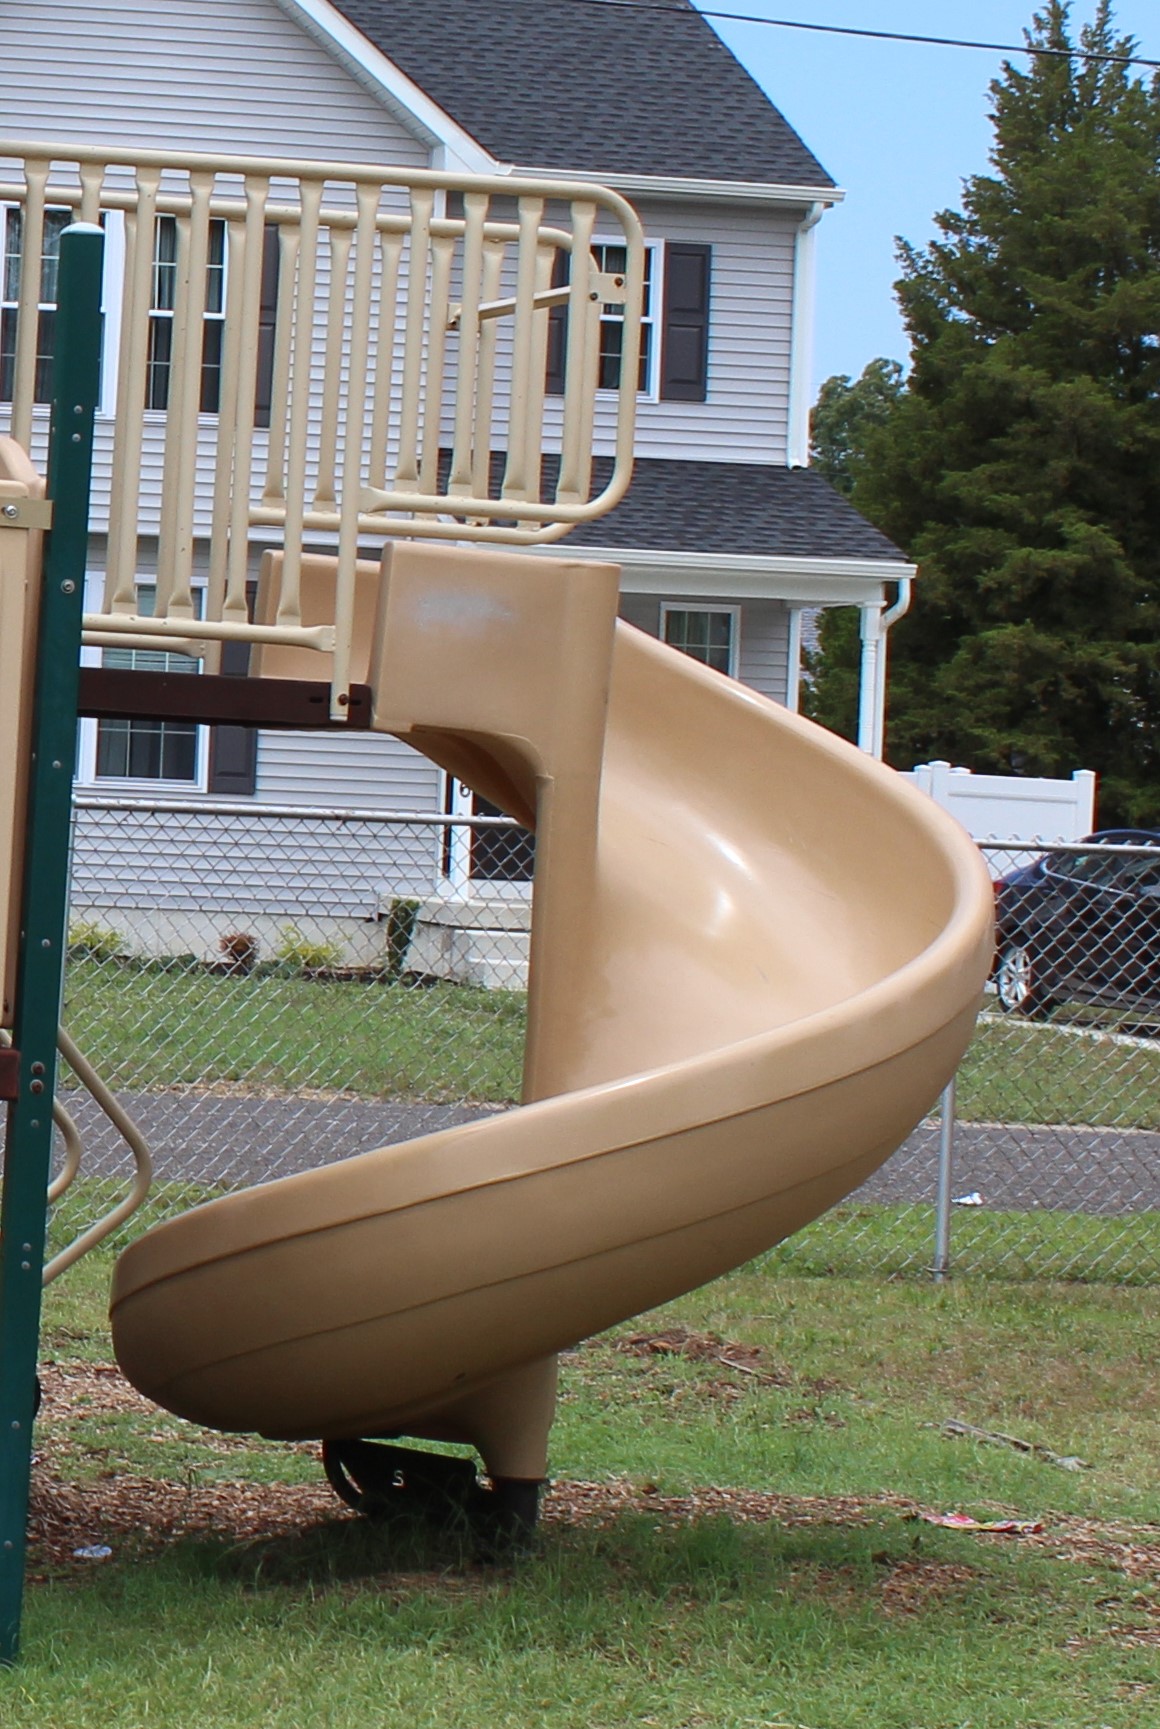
[995,942,1054,1018]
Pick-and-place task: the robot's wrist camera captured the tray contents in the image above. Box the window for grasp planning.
[593,242,654,393]
[546,241,710,403]
[1,207,71,403]
[147,214,227,413]
[2,206,277,420]
[661,605,739,677]
[94,587,202,785]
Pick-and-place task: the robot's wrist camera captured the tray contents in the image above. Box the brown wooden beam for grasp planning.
[77,669,374,730]
[0,1047,20,1102]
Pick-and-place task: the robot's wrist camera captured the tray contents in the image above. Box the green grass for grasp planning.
[5,1246,1158,1726]
[61,961,1160,1131]
[62,957,526,1103]
[958,1014,1160,1131]
[773,1201,1160,1285]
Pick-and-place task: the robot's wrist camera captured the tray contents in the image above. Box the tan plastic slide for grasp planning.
[111,543,994,1488]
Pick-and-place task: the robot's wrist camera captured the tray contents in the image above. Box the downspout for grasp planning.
[786,202,825,468]
[872,575,913,759]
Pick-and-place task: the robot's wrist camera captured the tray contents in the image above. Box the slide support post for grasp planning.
[0,224,104,1665]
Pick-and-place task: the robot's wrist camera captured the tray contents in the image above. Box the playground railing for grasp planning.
[0,139,645,717]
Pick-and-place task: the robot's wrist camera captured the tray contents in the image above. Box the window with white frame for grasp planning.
[592,241,655,395]
[1,207,72,403]
[146,214,227,413]
[88,586,204,787]
[1,207,240,417]
[660,604,739,678]
[546,239,710,403]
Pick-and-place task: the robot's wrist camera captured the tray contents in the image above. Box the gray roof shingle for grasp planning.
[568,459,906,561]
[331,0,834,186]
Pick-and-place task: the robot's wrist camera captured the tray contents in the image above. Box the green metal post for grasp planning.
[0,225,104,1665]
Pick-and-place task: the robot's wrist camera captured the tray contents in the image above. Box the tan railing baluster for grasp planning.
[393,185,434,493]
[221,178,269,631]
[315,214,353,509]
[367,226,404,494]
[279,178,323,629]
[446,191,488,499]
[500,196,546,505]
[560,203,598,506]
[330,182,380,718]
[78,161,104,226]
[520,239,555,527]
[418,224,455,497]
[105,168,160,614]
[261,217,298,509]
[156,171,214,622]
[472,237,506,500]
[10,159,47,450]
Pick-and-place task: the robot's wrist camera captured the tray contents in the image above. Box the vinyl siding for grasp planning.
[736,599,790,702]
[618,593,791,703]
[434,195,795,476]
[540,199,797,464]
[69,800,444,932]
[0,1,430,166]
[254,731,441,812]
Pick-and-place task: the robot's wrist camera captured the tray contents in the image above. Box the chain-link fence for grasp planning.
[59,797,531,1197]
[777,837,1160,1284]
[40,809,1160,1283]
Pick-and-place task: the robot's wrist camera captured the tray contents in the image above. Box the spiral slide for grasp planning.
[111,542,993,1497]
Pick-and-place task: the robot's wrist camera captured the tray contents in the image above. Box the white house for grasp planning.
[2,0,913,964]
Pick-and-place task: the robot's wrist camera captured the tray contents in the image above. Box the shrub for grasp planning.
[218,931,259,976]
[67,920,126,962]
[273,925,344,973]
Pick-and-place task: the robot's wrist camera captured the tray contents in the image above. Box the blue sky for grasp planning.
[697,1,1160,396]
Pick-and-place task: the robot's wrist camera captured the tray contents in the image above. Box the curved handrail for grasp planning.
[42,1027,154,1284]
[0,1026,83,1204]
[0,1025,154,1283]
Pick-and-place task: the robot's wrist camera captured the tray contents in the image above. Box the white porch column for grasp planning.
[442,774,474,896]
[857,603,883,757]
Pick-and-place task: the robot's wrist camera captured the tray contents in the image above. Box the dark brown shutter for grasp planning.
[206,590,258,795]
[545,249,569,396]
[254,225,279,429]
[660,243,711,403]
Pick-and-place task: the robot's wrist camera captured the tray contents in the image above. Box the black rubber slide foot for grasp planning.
[321,1439,542,1558]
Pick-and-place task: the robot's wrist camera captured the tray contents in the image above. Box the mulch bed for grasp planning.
[24,1359,1160,1623]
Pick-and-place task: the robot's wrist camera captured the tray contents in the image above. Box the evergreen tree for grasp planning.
[809,358,904,497]
[804,360,905,740]
[816,2,1160,823]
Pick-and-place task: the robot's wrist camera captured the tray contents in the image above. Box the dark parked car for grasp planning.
[993,830,1160,1017]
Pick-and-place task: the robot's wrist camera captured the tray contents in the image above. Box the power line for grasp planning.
[554,0,1160,72]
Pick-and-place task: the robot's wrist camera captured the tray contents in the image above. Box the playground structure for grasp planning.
[0,142,993,1658]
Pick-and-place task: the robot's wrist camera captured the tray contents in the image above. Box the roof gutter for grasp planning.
[538,543,915,606]
[515,169,844,210]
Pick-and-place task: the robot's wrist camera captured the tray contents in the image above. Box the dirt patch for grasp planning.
[876,1557,980,1615]
[606,1326,843,1409]
[27,1467,342,1579]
